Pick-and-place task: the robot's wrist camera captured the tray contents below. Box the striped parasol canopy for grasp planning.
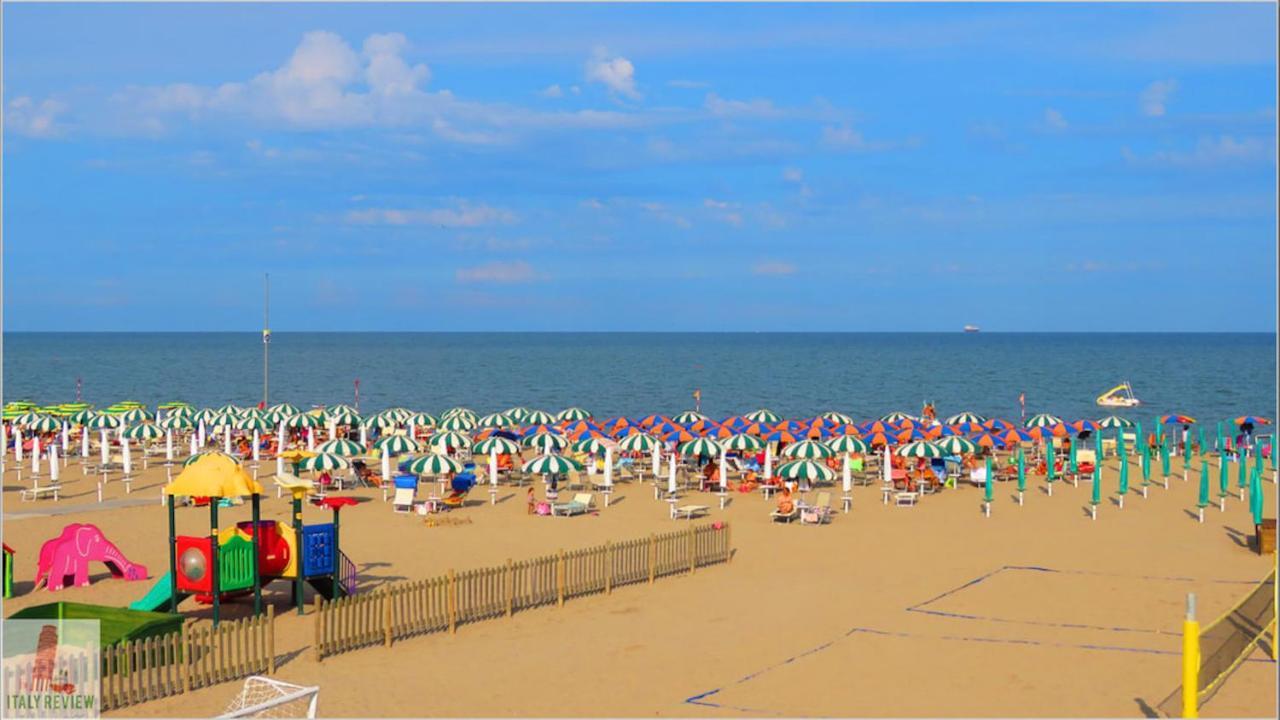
[269,403,300,416]
[781,439,834,459]
[504,407,530,423]
[671,410,708,425]
[896,440,945,458]
[429,430,472,451]
[895,427,928,444]
[364,412,402,430]
[1000,428,1036,445]
[478,412,513,429]
[521,409,555,426]
[261,409,287,424]
[880,412,914,424]
[721,433,766,452]
[862,431,895,447]
[408,453,463,476]
[936,436,978,455]
[1068,419,1098,433]
[235,415,272,432]
[638,414,670,428]
[1233,416,1272,426]
[618,432,661,452]
[571,436,613,454]
[663,427,696,444]
[773,459,836,483]
[1097,415,1134,429]
[969,432,1010,449]
[297,453,351,472]
[523,431,569,453]
[285,413,321,428]
[860,420,900,435]
[374,434,422,455]
[213,404,242,416]
[382,408,412,423]
[160,414,195,430]
[26,416,63,433]
[69,410,98,425]
[317,438,364,456]
[557,407,593,422]
[441,407,478,422]
[1024,413,1063,428]
[437,414,477,432]
[983,418,1015,431]
[945,412,987,426]
[818,411,855,425]
[678,437,723,458]
[522,454,581,475]
[407,412,438,428]
[474,436,521,455]
[182,450,237,468]
[743,409,782,424]
[1026,424,1067,441]
[826,435,870,454]
[13,411,44,426]
[326,407,362,425]
[1160,414,1197,425]
[86,413,123,430]
[119,407,154,424]
[123,423,164,441]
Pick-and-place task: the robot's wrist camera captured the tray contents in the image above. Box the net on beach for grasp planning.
[220,676,320,719]
[1156,568,1276,717]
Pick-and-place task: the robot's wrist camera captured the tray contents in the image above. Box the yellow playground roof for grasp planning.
[164,453,264,497]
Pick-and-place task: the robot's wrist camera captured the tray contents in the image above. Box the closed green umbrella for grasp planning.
[1218,454,1230,510]
[1237,451,1247,499]
[1046,438,1057,494]
[1140,443,1151,495]
[1197,461,1211,522]
[1255,435,1266,476]
[983,455,994,514]
[1091,433,1102,514]
[1069,437,1078,475]
[1249,468,1263,526]
[1159,440,1171,485]
[1118,449,1129,506]
[1016,447,1026,504]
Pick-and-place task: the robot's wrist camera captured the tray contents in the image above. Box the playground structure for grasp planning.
[34,523,148,592]
[3,544,13,598]
[9,601,184,648]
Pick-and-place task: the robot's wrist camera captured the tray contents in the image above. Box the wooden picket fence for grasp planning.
[314,522,732,661]
[98,606,275,711]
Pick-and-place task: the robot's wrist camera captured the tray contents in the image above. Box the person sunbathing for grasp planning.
[775,487,795,515]
[701,461,720,491]
[736,470,759,493]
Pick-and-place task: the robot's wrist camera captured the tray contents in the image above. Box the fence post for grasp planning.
[505,559,514,618]
[384,586,393,648]
[448,569,457,634]
[556,550,566,607]
[313,597,323,663]
[266,604,276,674]
[605,541,613,595]
[688,524,696,574]
[180,622,191,694]
[648,533,656,584]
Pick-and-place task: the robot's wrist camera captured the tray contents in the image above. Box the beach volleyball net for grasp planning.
[219,676,320,719]
[1156,567,1276,717]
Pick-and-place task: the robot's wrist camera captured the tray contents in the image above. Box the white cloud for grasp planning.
[455,260,541,284]
[363,33,431,96]
[6,96,68,137]
[822,123,920,152]
[704,93,781,118]
[431,118,503,145]
[539,84,564,98]
[668,79,709,89]
[1043,107,1068,130]
[344,202,516,227]
[580,198,606,210]
[1123,135,1274,167]
[640,201,691,228]
[585,47,640,100]
[753,261,797,276]
[1140,79,1177,117]
[703,198,743,226]
[782,167,804,183]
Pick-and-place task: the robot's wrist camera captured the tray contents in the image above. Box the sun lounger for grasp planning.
[21,484,61,502]
[800,492,832,525]
[392,487,416,513]
[552,493,594,516]
[894,491,919,507]
[671,504,709,520]
[770,505,799,523]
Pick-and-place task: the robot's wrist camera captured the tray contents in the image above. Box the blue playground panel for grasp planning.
[301,523,335,578]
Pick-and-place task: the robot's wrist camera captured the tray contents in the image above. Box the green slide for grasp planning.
[129,572,187,612]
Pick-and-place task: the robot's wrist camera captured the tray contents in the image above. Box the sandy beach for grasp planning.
[2,449,1274,718]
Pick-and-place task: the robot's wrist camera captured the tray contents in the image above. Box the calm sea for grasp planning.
[2,333,1275,425]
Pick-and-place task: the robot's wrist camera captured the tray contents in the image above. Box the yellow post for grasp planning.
[1272,560,1278,661]
[1182,593,1200,719]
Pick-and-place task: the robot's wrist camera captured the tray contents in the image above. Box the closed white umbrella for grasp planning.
[14,426,23,463]
[223,425,232,454]
[81,426,90,458]
[276,454,285,477]
[604,446,614,490]
[668,452,677,495]
[307,428,316,452]
[32,434,41,475]
[122,438,132,476]
[50,444,60,482]
[764,442,773,480]
[100,429,110,466]
[197,419,207,447]
[165,429,174,461]
[843,456,852,494]
[883,445,892,485]
[61,421,70,455]
[189,431,198,456]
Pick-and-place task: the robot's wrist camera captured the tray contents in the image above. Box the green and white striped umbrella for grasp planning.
[571,437,612,454]
[382,407,412,423]
[123,424,163,441]
[522,409,555,426]
[1024,413,1063,428]
[896,441,945,458]
[439,415,477,432]
[269,403,300,416]
[441,407,477,422]
[819,411,855,425]
[618,432,661,452]
[14,411,44,426]
[285,413,321,429]
[234,415,272,432]
[86,414,122,430]
[317,438,364,456]
[165,405,195,421]
[27,416,63,433]
[182,451,235,468]
[430,431,472,450]
[70,410,98,425]
[326,407,362,425]
[781,439,834,459]
[672,410,707,425]
[374,434,422,455]
[1096,415,1134,429]
[935,436,978,455]
[678,437,723,458]
[206,411,236,428]
[298,453,351,472]
[557,407,593,422]
[192,409,218,425]
[773,459,836,483]
[945,412,987,425]
[722,433,766,452]
[523,431,569,453]
[260,410,286,425]
[825,435,870,454]
[120,408,154,424]
[743,409,782,424]
[160,414,194,430]
[880,412,915,424]
[522,454,581,475]
[478,412,513,429]
[406,412,438,428]
[504,407,530,423]
[362,413,401,430]
[408,453,463,476]
[474,436,521,455]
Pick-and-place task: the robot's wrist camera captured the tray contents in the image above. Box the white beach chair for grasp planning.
[392,486,416,514]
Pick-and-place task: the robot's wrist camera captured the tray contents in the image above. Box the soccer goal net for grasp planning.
[1157,567,1276,718]
[219,676,320,719]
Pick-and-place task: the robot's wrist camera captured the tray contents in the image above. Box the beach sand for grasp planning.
[3,453,1275,717]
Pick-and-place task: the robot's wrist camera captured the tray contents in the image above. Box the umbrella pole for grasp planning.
[293,492,305,614]
[168,494,179,613]
[210,500,220,627]
[332,506,341,598]
[251,493,262,616]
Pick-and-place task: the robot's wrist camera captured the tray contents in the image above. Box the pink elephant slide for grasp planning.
[34,523,148,591]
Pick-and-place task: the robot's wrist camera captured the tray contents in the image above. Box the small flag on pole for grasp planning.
[1018,392,1026,419]
[692,389,701,413]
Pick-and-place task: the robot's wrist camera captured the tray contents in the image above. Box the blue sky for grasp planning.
[3,2,1276,332]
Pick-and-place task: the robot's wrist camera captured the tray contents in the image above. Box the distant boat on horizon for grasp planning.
[963,325,980,333]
